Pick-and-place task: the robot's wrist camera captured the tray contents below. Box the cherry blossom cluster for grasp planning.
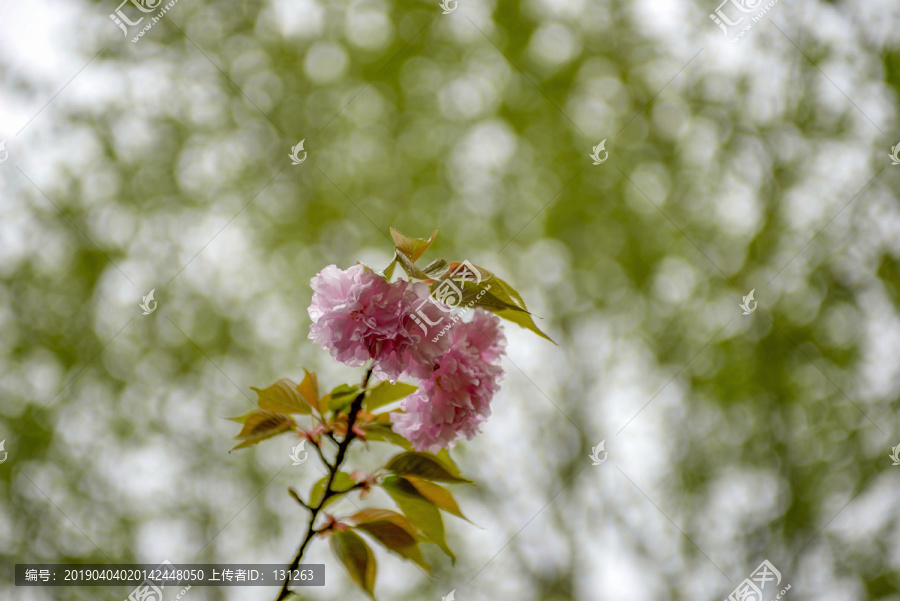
[307,264,506,451]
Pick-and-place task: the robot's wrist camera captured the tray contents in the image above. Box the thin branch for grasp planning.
[275,365,374,601]
[287,488,309,510]
[311,438,332,470]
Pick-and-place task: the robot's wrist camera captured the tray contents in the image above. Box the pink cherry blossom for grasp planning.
[391,309,506,452]
[451,308,507,364]
[307,265,449,381]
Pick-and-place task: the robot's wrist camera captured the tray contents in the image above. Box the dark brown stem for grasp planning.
[275,365,374,601]
[310,438,331,469]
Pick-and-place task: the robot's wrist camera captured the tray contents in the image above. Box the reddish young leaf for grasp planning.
[351,509,430,571]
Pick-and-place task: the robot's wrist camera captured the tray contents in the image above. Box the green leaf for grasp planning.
[352,509,430,571]
[316,391,331,415]
[382,475,454,563]
[428,265,512,313]
[386,452,471,483]
[383,259,397,281]
[363,424,413,450]
[434,448,459,472]
[250,379,312,415]
[394,249,430,279]
[226,410,258,423]
[436,262,554,343]
[230,411,295,450]
[453,281,555,343]
[390,228,438,263]
[422,258,449,278]
[404,476,472,523]
[479,274,555,343]
[330,530,376,598]
[325,384,360,413]
[308,472,355,508]
[297,369,319,410]
[365,381,417,412]
[487,303,554,343]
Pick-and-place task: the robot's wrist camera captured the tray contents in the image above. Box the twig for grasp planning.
[275,365,374,601]
[287,487,309,510]
[310,438,331,470]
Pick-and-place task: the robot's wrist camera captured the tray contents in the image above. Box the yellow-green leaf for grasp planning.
[364,423,413,450]
[365,381,417,412]
[352,509,430,571]
[330,530,376,598]
[460,283,553,342]
[434,449,459,474]
[386,452,471,483]
[250,379,312,415]
[382,475,454,563]
[383,259,397,281]
[325,384,360,413]
[438,262,553,343]
[487,304,554,343]
[477,274,555,343]
[434,448,459,472]
[230,411,295,450]
[227,410,258,423]
[394,249,430,279]
[308,472,355,509]
[390,228,438,263]
[422,258,448,278]
[317,392,331,414]
[297,369,319,410]
[404,476,472,523]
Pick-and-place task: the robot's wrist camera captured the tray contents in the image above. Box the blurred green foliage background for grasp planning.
[2,0,900,599]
